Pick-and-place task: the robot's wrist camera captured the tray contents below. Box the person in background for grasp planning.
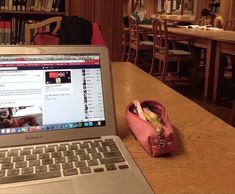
[131,2,152,24]
[198,8,224,28]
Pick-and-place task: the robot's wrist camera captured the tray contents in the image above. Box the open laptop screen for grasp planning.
[0,54,105,136]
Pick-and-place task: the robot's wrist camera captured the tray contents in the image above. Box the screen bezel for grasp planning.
[0,45,116,148]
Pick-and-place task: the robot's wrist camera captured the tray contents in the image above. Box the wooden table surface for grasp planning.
[111,62,235,194]
[140,24,235,43]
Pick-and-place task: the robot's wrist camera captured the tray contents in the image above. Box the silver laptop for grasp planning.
[0,46,153,194]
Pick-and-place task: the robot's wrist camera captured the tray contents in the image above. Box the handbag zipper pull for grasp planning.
[155,128,166,148]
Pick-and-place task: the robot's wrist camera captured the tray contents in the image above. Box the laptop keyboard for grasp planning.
[0,138,129,184]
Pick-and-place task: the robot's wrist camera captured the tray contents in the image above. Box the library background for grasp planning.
[0,0,69,45]
[0,0,234,61]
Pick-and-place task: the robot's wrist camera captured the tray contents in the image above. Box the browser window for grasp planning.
[0,54,105,135]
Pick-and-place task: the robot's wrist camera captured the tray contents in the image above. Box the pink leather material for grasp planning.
[91,22,105,45]
[126,100,177,157]
[33,33,60,45]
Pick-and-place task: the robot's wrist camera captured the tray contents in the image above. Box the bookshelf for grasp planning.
[0,0,69,45]
[210,0,220,13]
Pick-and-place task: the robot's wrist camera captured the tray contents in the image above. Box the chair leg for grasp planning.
[150,56,155,74]
[127,47,131,62]
[191,61,198,90]
[232,99,235,127]
[134,49,139,65]
[121,45,126,61]
[177,61,181,78]
[159,61,162,73]
[232,56,235,83]
[161,61,168,82]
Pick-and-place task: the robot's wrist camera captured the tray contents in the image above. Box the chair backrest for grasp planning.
[232,98,235,127]
[122,16,129,45]
[123,16,129,28]
[223,18,235,31]
[128,15,140,45]
[152,17,169,54]
[122,28,129,44]
[24,16,62,45]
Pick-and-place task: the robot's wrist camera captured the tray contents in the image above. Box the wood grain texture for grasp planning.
[69,0,123,61]
[140,24,235,43]
[69,0,95,21]
[220,0,235,22]
[144,0,155,18]
[194,0,210,20]
[65,0,70,16]
[111,62,235,194]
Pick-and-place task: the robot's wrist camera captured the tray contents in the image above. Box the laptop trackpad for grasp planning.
[1,180,75,194]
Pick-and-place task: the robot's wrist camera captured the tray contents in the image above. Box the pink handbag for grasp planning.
[126,100,177,157]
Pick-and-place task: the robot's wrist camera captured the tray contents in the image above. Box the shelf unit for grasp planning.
[210,0,220,13]
[0,0,69,45]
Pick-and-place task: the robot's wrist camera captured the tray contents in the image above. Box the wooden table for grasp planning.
[214,41,235,103]
[139,25,235,101]
[112,62,235,194]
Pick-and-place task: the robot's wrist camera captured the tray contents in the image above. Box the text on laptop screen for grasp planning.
[0,54,105,135]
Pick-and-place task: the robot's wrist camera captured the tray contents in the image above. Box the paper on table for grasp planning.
[187,25,223,31]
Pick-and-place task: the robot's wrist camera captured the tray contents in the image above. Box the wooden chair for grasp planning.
[24,16,62,45]
[127,15,153,66]
[121,16,129,61]
[121,27,129,61]
[223,18,235,31]
[223,18,235,78]
[217,19,235,106]
[150,17,192,82]
[232,98,235,127]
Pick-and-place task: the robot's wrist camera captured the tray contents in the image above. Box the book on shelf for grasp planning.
[17,0,21,11]
[12,0,17,10]
[6,17,27,45]
[54,0,60,12]
[8,0,13,10]
[15,18,25,44]
[19,19,25,44]
[51,0,56,11]
[30,0,35,11]
[4,21,11,45]
[44,0,53,12]
[5,0,9,10]
[0,0,65,12]
[25,0,29,10]
[42,0,47,11]
[33,0,38,11]
[11,17,16,44]
[0,21,11,45]
[37,0,42,11]
[0,0,66,45]
[0,0,5,10]
[15,18,20,43]
[0,21,4,45]
[21,0,26,11]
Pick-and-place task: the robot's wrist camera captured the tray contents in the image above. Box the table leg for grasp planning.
[232,56,235,83]
[233,99,235,127]
[212,42,222,103]
[205,40,217,99]
[191,46,202,90]
[213,43,235,104]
